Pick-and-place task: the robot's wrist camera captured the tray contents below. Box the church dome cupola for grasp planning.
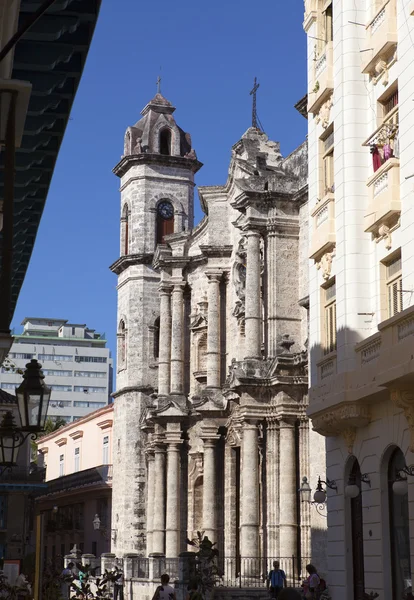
[121,91,198,161]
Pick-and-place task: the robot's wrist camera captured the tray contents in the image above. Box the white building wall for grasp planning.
[306,1,414,598]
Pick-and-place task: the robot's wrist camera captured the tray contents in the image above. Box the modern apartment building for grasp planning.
[304,1,414,599]
[0,318,113,423]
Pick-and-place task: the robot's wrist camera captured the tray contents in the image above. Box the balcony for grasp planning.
[362,0,397,75]
[309,193,335,260]
[308,42,333,115]
[364,157,400,234]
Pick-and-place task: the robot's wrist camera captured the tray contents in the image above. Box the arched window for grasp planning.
[153,317,160,359]
[348,458,365,600]
[159,128,172,156]
[388,448,411,599]
[121,204,129,256]
[156,200,174,244]
[117,320,126,370]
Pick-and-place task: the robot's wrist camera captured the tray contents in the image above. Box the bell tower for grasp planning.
[110,92,202,555]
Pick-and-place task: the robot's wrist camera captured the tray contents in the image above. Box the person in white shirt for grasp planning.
[152,574,176,600]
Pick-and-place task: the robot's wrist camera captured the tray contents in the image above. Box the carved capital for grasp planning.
[391,389,414,452]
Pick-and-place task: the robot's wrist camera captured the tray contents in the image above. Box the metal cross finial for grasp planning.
[156,75,161,94]
[250,76,260,129]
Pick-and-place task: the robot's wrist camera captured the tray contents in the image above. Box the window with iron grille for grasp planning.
[321,127,334,196]
[386,255,402,318]
[383,89,399,117]
[324,280,337,354]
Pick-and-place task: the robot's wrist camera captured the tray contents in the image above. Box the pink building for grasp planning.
[36,405,113,564]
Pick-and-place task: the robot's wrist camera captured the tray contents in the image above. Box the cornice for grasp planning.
[110,253,154,275]
[113,153,203,178]
[112,385,154,399]
[199,245,233,259]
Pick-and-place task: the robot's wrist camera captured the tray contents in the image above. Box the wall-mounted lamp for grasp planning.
[299,476,337,517]
[344,473,371,499]
[392,465,414,496]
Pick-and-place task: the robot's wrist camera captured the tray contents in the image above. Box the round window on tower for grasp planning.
[158,201,174,220]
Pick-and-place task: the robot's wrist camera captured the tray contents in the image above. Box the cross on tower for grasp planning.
[250,77,260,129]
[156,75,161,94]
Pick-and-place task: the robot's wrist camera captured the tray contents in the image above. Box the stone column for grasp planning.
[245,230,262,359]
[152,442,166,554]
[202,429,220,543]
[158,284,172,396]
[146,444,156,556]
[279,419,297,557]
[266,418,280,557]
[206,271,221,388]
[240,421,259,558]
[165,427,182,557]
[170,283,185,395]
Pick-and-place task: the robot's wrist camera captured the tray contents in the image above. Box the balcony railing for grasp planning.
[310,193,335,260]
[308,42,333,114]
[44,465,112,495]
[362,0,397,74]
[364,158,400,234]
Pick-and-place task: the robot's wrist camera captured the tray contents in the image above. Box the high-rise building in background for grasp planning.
[304,1,414,598]
[0,318,113,423]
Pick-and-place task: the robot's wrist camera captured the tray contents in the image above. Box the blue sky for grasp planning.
[12,0,308,378]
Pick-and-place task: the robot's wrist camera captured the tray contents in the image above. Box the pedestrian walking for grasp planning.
[303,564,326,599]
[113,568,124,600]
[267,561,287,598]
[60,562,75,600]
[151,574,176,600]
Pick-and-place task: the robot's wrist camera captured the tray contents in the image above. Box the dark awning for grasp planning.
[0,0,101,319]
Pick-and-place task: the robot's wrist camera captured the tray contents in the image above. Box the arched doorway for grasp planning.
[349,458,365,600]
[388,448,412,598]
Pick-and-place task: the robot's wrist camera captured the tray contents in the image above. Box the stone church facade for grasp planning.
[110,91,326,572]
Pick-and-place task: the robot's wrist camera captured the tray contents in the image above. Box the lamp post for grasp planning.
[16,359,51,433]
[0,360,51,471]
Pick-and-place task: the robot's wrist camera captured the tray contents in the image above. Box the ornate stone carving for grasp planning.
[232,237,247,327]
[374,59,389,86]
[378,224,392,250]
[315,95,333,129]
[391,389,414,451]
[312,403,371,439]
[316,247,336,280]
[342,427,356,454]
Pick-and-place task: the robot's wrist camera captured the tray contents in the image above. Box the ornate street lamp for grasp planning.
[392,465,414,496]
[0,360,50,471]
[299,475,338,518]
[16,359,51,433]
[0,411,24,471]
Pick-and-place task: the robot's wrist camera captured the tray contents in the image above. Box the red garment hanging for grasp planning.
[371,145,382,172]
